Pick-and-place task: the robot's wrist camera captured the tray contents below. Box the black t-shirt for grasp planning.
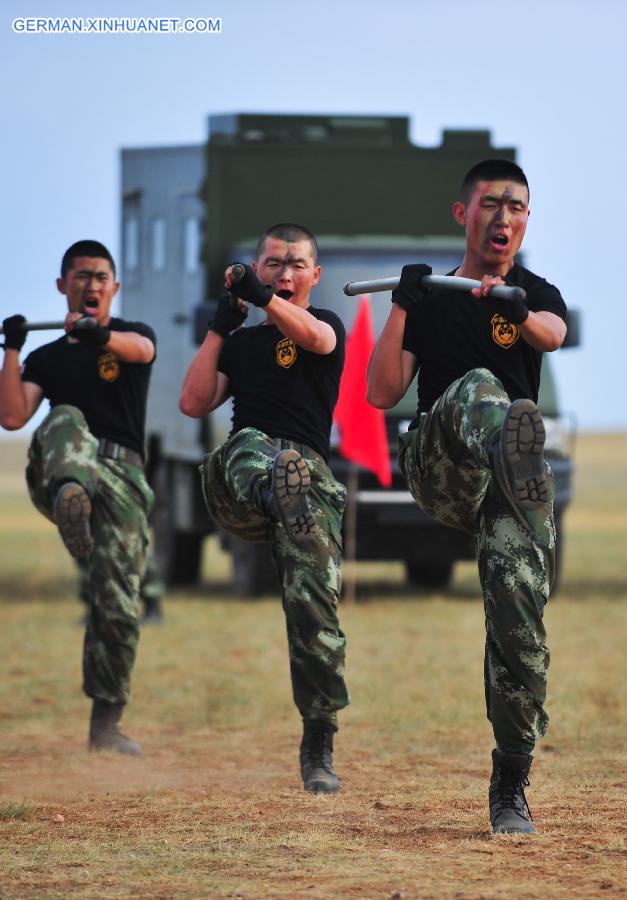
[218,307,345,461]
[22,317,156,458]
[402,264,567,417]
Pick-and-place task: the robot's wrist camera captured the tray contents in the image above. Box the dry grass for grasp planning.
[0,434,625,898]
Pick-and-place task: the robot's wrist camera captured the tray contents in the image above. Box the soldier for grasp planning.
[0,240,156,756]
[367,160,567,834]
[180,223,349,793]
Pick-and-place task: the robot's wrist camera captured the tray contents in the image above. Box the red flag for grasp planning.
[334,295,391,487]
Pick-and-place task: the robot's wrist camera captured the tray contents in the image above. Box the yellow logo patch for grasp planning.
[98,351,120,382]
[276,338,297,368]
[491,314,520,349]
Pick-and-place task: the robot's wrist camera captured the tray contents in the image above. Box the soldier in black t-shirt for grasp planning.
[0,240,156,757]
[180,223,349,794]
[367,160,568,835]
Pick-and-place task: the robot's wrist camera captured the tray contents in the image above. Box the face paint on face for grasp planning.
[455,180,530,276]
[254,237,321,308]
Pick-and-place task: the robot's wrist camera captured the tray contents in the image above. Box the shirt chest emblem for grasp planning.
[275,338,297,368]
[491,314,520,349]
[98,351,121,382]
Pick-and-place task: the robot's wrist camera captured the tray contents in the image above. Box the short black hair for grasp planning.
[61,240,116,278]
[255,223,318,262]
[460,159,529,205]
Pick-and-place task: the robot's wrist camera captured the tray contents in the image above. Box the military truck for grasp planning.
[120,113,578,593]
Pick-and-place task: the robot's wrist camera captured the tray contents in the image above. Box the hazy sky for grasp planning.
[1,0,624,430]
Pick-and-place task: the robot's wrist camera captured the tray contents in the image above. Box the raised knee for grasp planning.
[464,367,504,392]
[45,404,88,428]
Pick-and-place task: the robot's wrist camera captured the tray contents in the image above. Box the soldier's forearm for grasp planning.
[179,334,223,417]
[106,331,155,364]
[0,353,29,429]
[265,299,336,354]
[366,309,410,408]
[520,311,566,352]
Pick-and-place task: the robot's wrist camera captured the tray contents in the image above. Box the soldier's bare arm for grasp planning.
[519,311,566,352]
[179,332,231,418]
[473,276,566,352]
[0,353,44,430]
[64,312,155,364]
[367,305,417,409]
[104,331,155,363]
[225,263,335,355]
[265,298,336,355]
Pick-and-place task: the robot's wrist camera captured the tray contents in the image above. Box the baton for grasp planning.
[343,274,527,303]
[228,262,248,310]
[0,317,100,336]
[231,263,246,283]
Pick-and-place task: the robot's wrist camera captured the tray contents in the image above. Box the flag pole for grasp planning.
[343,463,359,604]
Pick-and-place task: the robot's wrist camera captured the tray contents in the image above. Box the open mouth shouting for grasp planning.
[489,232,510,252]
[276,289,294,301]
[82,297,100,315]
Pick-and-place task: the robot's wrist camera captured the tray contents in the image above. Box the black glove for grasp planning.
[228,263,273,308]
[2,315,27,351]
[70,317,111,346]
[208,295,248,338]
[486,291,529,325]
[391,264,432,312]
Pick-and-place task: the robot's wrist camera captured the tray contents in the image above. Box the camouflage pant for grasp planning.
[26,405,153,705]
[200,427,349,724]
[76,546,164,610]
[399,368,555,755]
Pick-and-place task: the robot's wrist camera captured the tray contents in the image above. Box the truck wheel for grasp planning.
[151,460,203,586]
[405,559,453,590]
[154,528,203,586]
[231,539,278,598]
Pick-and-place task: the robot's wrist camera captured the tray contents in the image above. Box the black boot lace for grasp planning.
[499,771,533,821]
[301,725,334,773]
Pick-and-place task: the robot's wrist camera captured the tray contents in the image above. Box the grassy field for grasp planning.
[0,435,625,898]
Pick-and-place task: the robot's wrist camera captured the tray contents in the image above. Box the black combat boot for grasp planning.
[489,748,534,834]
[490,399,548,510]
[257,449,317,542]
[89,700,142,757]
[53,481,94,558]
[300,719,341,794]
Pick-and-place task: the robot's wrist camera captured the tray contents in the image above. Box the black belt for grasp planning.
[277,437,313,454]
[97,438,143,469]
[276,437,322,463]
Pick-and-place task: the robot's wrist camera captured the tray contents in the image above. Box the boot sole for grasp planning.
[499,400,548,509]
[89,738,142,757]
[492,821,535,835]
[304,778,341,794]
[54,482,94,558]
[272,449,317,541]
[303,765,341,794]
